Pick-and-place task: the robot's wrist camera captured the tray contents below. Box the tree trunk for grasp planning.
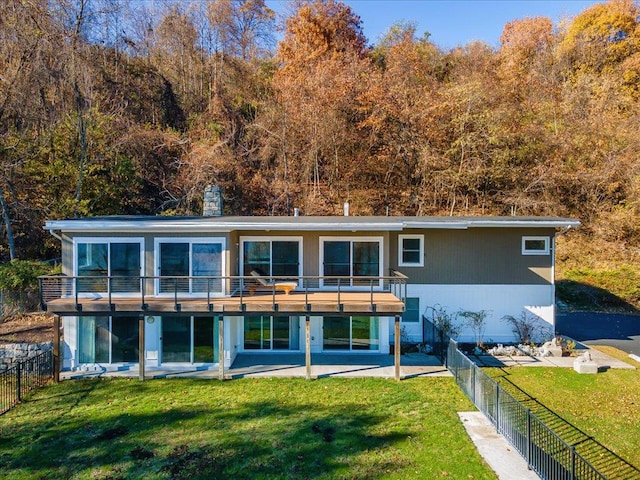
[0,184,16,260]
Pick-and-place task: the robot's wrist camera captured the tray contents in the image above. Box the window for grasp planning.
[241,238,302,278]
[74,238,143,293]
[161,316,217,363]
[402,297,420,323]
[522,236,550,255]
[398,235,424,267]
[243,316,300,350]
[320,237,382,286]
[322,316,379,351]
[156,238,225,294]
[78,316,139,363]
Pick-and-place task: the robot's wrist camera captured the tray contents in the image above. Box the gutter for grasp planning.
[45,226,62,241]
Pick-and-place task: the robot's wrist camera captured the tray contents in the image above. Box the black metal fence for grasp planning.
[446,339,640,480]
[0,350,54,415]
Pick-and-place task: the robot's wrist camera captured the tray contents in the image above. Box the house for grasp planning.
[39,208,579,379]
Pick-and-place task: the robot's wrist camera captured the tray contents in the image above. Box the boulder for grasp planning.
[573,351,598,374]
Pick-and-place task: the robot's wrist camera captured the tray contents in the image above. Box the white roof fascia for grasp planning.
[43,219,406,233]
[44,216,580,234]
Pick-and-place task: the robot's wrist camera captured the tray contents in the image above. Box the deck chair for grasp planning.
[249,270,297,295]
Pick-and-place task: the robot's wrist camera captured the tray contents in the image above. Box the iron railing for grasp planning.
[446,339,640,480]
[0,350,54,415]
[38,272,407,311]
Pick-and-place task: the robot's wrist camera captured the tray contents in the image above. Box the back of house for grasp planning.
[39,214,578,372]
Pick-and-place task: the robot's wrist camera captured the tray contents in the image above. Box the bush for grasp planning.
[502,310,553,344]
[0,260,52,315]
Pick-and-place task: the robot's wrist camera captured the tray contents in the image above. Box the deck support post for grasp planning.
[394,315,401,381]
[218,315,225,381]
[53,315,60,383]
[305,315,311,380]
[139,315,145,381]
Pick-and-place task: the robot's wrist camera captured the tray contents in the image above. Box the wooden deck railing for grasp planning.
[38,271,407,315]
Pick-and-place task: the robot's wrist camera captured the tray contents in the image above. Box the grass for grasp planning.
[0,377,497,479]
[487,347,640,467]
[556,267,640,312]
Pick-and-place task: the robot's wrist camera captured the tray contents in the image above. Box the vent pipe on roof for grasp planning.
[203,185,223,217]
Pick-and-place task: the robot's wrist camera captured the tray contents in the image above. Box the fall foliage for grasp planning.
[0,0,639,262]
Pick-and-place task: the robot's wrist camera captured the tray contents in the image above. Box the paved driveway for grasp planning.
[556,312,640,356]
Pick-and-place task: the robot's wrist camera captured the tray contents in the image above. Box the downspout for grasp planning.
[46,227,62,242]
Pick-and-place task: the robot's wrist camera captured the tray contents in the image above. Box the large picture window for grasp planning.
[241,238,301,278]
[156,238,225,295]
[320,237,382,286]
[75,238,143,293]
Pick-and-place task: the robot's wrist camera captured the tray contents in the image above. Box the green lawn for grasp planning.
[488,347,640,467]
[0,377,496,479]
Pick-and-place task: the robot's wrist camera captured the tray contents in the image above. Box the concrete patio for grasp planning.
[61,352,451,380]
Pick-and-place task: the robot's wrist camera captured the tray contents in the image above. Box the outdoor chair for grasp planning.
[248,270,297,295]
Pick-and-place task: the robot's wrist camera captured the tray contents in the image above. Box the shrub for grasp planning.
[502,310,553,344]
[0,260,52,315]
[458,309,491,347]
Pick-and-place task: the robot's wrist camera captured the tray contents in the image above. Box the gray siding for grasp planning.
[390,228,554,285]
[59,226,554,285]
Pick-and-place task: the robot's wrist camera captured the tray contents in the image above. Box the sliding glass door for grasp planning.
[78,316,139,363]
[242,238,301,278]
[323,316,379,351]
[156,238,224,295]
[75,239,143,293]
[321,238,382,286]
[161,316,218,363]
[243,316,300,350]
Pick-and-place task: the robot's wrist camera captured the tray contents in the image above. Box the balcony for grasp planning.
[38,272,407,317]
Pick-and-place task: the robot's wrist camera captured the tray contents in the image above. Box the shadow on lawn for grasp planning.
[556,279,640,314]
[0,381,413,479]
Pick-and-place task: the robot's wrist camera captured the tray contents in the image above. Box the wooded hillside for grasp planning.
[1,0,640,267]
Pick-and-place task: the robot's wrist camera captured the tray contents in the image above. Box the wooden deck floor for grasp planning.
[45,291,405,316]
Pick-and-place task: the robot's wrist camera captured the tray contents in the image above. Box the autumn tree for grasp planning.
[272,0,372,214]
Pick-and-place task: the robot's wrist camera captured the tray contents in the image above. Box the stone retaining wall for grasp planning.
[0,342,53,370]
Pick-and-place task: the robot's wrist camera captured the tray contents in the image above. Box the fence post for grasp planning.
[53,315,60,383]
[495,383,500,429]
[571,445,576,480]
[472,365,476,404]
[15,362,21,403]
[527,409,532,469]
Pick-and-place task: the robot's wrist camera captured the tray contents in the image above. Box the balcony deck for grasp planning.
[39,274,407,317]
[44,291,404,316]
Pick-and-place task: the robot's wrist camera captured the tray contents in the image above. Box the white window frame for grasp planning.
[154,237,226,297]
[239,236,304,278]
[319,236,384,289]
[522,236,550,255]
[398,234,424,267]
[72,237,144,297]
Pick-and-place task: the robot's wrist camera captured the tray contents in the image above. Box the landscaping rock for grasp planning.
[573,351,598,374]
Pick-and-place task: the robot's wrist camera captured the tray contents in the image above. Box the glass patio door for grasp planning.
[243,316,300,350]
[78,316,139,363]
[161,316,217,363]
[322,316,379,351]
